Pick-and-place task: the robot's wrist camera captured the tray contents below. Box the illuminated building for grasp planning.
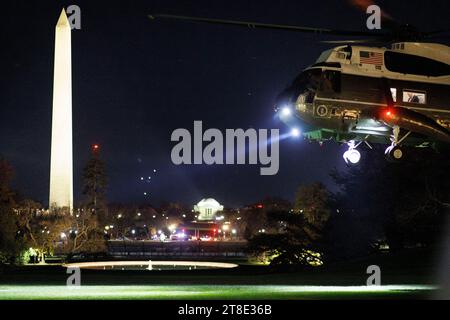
[194,198,224,221]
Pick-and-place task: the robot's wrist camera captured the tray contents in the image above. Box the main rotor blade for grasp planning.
[149,13,388,38]
[320,39,382,44]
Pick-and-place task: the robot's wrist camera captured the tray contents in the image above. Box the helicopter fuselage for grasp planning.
[277,42,450,148]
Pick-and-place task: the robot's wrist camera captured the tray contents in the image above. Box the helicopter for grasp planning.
[148,3,450,165]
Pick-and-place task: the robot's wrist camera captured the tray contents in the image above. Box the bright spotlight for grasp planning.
[291,128,301,137]
[281,107,291,116]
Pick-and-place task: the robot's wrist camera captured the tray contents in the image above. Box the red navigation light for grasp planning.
[383,108,396,120]
[93,144,99,150]
[256,204,263,209]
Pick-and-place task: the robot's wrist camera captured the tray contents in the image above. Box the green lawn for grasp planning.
[0,284,437,300]
[0,249,441,299]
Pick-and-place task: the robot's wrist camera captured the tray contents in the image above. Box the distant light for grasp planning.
[144,192,147,196]
[168,224,177,231]
[60,232,67,239]
[222,225,229,231]
[92,144,99,150]
[281,107,291,116]
[152,215,156,218]
[231,229,237,234]
[182,214,186,218]
[291,128,301,137]
[137,212,141,217]
[140,177,144,181]
[157,230,162,235]
[153,169,157,173]
[131,229,136,235]
[117,214,122,218]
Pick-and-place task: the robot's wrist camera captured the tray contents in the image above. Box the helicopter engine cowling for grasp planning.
[372,106,450,143]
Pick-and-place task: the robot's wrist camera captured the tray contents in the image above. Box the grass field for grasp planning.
[0,249,442,300]
[0,284,437,300]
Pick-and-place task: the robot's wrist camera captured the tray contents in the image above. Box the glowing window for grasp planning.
[390,88,397,102]
[403,90,426,104]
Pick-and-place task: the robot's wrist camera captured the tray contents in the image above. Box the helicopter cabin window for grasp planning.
[402,90,426,104]
[390,88,397,102]
[384,51,450,77]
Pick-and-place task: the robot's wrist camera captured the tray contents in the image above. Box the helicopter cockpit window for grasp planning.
[321,70,341,93]
[290,69,322,98]
[403,90,426,104]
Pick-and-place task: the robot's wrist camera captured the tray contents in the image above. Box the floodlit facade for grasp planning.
[194,198,224,221]
[49,9,73,211]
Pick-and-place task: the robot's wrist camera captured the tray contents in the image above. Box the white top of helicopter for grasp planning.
[389,42,450,64]
[314,42,450,85]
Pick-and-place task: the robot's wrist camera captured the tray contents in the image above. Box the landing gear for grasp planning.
[343,140,361,165]
[385,145,404,161]
[384,125,410,162]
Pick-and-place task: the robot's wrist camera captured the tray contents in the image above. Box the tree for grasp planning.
[295,183,332,230]
[0,158,22,264]
[330,146,449,252]
[17,202,70,262]
[247,185,333,266]
[64,209,106,254]
[82,152,108,217]
[237,197,292,240]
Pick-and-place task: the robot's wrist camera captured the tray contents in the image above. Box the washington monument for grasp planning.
[49,9,73,211]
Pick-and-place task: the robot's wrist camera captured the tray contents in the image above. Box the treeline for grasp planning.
[246,146,450,266]
[0,146,449,266]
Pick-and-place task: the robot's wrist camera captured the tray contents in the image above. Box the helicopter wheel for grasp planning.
[385,145,404,162]
[343,148,361,165]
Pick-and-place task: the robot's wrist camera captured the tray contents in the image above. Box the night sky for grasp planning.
[1,0,449,207]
